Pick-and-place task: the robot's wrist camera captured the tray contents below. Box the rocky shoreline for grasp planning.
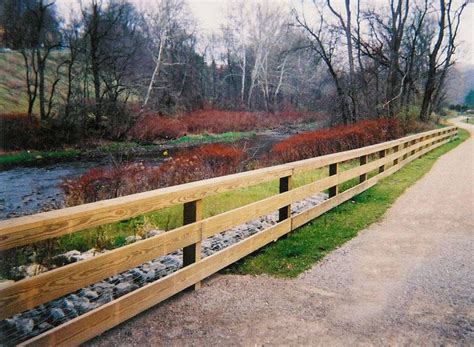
[0,193,327,345]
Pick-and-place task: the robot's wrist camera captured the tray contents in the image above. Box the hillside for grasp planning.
[0,51,68,114]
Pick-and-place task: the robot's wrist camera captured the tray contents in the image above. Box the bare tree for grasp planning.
[294,3,351,123]
[419,0,467,121]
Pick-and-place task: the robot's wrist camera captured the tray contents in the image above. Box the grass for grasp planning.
[229,128,470,278]
[0,149,81,166]
[56,167,327,253]
[0,51,69,114]
[169,131,256,145]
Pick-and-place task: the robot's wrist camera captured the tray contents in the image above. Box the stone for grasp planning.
[114,282,138,297]
[107,275,121,284]
[50,308,66,323]
[63,306,78,319]
[119,273,135,283]
[73,297,93,314]
[125,235,142,244]
[52,250,81,266]
[130,269,147,284]
[70,255,85,263]
[81,248,100,260]
[80,289,99,300]
[146,229,164,238]
[92,282,115,293]
[24,263,47,277]
[96,292,114,305]
[56,298,75,311]
[145,270,156,282]
[37,322,53,332]
[15,318,34,335]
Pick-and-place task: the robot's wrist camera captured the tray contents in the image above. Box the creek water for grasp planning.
[0,114,330,222]
[0,132,290,221]
[0,161,103,220]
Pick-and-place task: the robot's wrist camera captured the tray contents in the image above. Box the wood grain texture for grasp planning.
[0,127,455,251]
[0,223,200,320]
[17,128,455,346]
[0,166,293,250]
[21,220,292,347]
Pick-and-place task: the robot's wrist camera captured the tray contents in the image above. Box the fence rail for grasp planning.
[0,126,457,346]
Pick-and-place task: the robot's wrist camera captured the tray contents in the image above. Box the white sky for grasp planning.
[56,0,474,65]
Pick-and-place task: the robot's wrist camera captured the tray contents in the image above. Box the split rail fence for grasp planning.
[0,126,458,346]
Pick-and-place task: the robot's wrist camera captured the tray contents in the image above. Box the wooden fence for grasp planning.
[0,126,457,346]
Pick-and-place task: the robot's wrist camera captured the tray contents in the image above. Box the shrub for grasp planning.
[62,144,245,206]
[0,113,82,150]
[158,144,244,186]
[127,108,326,143]
[62,163,161,205]
[268,118,402,164]
[127,113,186,143]
[184,109,259,133]
[0,113,39,150]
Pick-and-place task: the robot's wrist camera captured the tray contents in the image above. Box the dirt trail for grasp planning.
[89,118,473,346]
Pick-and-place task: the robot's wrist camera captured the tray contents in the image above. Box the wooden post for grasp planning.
[378,149,386,173]
[328,163,338,198]
[417,136,423,152]
[183,199,203,290]
[410,139,416,156]
[393,145,399,166]
[278,175,292,222]
[403,141,409,160]
[359,155,367,183]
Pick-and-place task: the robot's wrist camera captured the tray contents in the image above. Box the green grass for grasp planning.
[169,131,256,145]
[229,128,470,278]
[0,149,81,166]
[56,167,328,253]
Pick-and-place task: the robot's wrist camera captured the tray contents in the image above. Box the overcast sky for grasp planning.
[56,0,474,65]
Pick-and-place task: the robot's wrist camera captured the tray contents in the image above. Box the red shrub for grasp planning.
[1,113,82,150]
[268,118,402,164]
[183,109,259,133]
[127,113,186,143]
[182,108,324,134]
[61,163,162,205]
[62,144,245,206]
[127,108,326,143]
[158,144,244,186]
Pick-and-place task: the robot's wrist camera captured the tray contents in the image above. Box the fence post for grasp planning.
[359,155,367,183]
[403,141,409,160]
[393,145,400,166]
[183,199,203,290]
[417,136,423,152]
[328,163,338,198]
[279,174,292,222]
[378,149,386,173]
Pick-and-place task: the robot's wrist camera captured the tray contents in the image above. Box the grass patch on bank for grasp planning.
[169,131,256,145]
[0,149,81,167]
[229,128,470,278]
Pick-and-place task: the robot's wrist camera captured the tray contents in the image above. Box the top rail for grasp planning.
[0,126,456,251]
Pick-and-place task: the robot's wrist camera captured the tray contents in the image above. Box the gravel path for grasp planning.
[89,118,473,346]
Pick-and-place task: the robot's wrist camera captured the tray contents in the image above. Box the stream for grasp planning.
[0,132,292,221]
